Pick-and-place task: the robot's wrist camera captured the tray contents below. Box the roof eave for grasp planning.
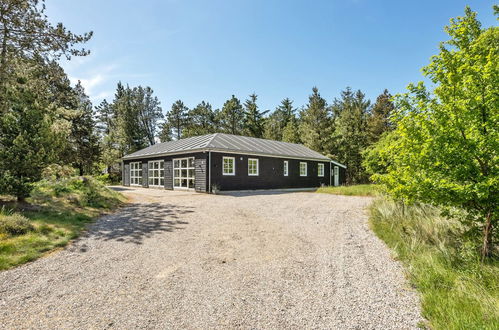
[122,147,331,162]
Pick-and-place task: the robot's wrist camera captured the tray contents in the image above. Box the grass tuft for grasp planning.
[316,184,378,196]
[369,197,499,329]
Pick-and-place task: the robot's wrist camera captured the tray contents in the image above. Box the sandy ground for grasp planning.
[0,187,422,329]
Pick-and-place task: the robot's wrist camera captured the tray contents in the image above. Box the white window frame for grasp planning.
[283,161,288,176]
[248,158,259,176]
[299,162,307,177]
[318,163,324,177]
[148,160,164,187]
[222,156,235,176]
[173,157,195,189]
[130,162,142,186]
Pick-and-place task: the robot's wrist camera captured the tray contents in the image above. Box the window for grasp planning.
[318,163,324,177]
[283,161,288,176]
[173,157,195,188]
[300,162,307,176]
[223,157,235,175]
[248,158,259,176]
[130,162,142,186]
[148,160,164,187]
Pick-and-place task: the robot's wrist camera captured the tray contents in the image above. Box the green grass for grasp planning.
[369,197,499,329]
[316,184,378,196]
[0,177,126,271]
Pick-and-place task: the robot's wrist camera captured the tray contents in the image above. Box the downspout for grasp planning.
[208,151,212,193]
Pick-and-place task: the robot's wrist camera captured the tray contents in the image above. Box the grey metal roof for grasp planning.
[123,133,342,165]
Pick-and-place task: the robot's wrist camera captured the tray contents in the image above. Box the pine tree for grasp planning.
[367,89,394,144]
[183,101,218,137]
[219,95,244,135]
[70,81,100,175]
[282,116,300,143]
[243,93,268,137]
[275,98,296,124]
[167,100,188,140]
[263,98,296,141]
[135,86,163,145]
[0,73,58,200]
[158,121,172,142]
[299,87,332,154]
[95,99,114,136]
[262,114,282,141]
[332,88,370,184]
[0,0,92,110]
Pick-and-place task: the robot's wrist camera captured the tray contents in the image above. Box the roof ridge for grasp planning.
[216,133,305,147]
[205,132,219,148]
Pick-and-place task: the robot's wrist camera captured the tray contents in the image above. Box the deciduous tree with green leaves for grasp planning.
[366,7,498,260]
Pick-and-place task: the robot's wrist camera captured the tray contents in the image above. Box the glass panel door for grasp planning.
[173,157,195,189]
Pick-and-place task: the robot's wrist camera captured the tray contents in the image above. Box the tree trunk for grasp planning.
[481,210,494,262]
[79,164,84,176]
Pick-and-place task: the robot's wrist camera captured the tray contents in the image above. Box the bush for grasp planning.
[42,164,77,181]
[30,176,124,209]
[0,211,34,236]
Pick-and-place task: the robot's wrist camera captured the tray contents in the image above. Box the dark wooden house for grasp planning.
[122,133,346,192]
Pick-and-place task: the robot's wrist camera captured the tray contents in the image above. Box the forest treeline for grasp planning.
[95,84,394,185]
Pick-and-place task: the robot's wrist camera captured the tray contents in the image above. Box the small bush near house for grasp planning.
[369,197,499,329]
[0,210,34,236]
[0,176,126,271]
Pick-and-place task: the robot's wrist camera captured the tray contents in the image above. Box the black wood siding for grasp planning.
[194,154,208,192]
[123,162,130,186]
[164,159,173,190]
[123,152,209,192]
[142,161,148,188]
[209,152,331,191]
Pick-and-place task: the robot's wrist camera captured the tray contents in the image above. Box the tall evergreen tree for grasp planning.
[183,101,218,137]
[219,95,244,135]
[166,100,188,140]
[158,121,172,142]
[275,98,296,124]
[367,89,394,144]
[332,88,370,183]
[263,98,296,141]
[282,115,301,143]
[243,93,268,138]
[134,86,163,145]
[262,114,282,141]
[70,81,100,175]
[95,99,114,137]
[0,78,58,200]
[299,87,332,154]
[0,0,92,110]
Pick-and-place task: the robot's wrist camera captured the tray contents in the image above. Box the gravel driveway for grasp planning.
[0,187,422,329]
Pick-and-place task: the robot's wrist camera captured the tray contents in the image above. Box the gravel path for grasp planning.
[0,187,422,329]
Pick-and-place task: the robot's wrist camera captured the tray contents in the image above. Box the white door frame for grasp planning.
[333,166,339,186]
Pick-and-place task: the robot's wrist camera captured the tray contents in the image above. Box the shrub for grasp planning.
[0,211,34,236]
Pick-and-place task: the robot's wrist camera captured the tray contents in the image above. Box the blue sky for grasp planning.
[48,0,497,112]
